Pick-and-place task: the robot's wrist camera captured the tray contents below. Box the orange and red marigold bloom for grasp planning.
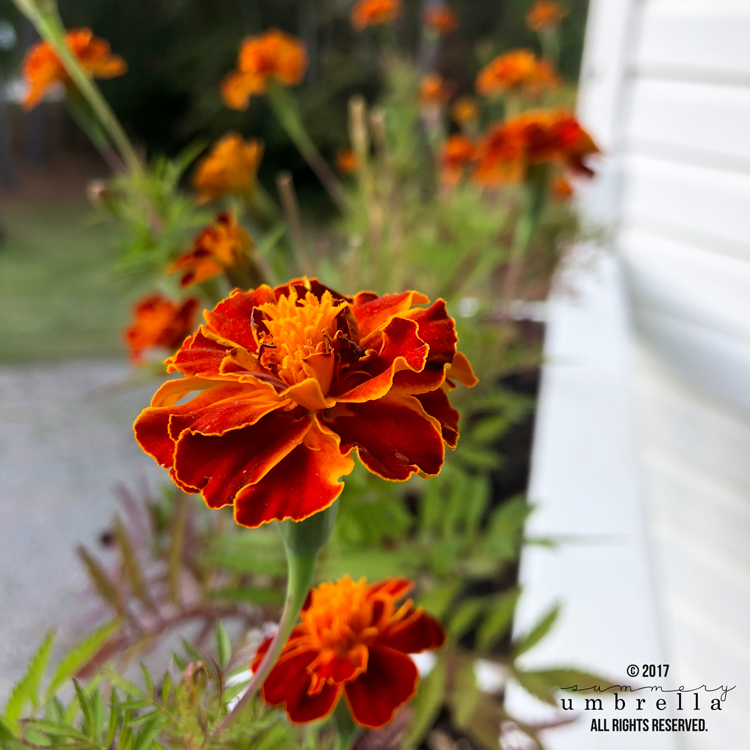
[473,109,599,186]
[526,0,567,32]
[134,277,476,528]
[125,295,198,364]
[168,212,253,288]
[222,29,308,110]
[419,73,451,107]
[351,0,402,30]
[192,134,263,204]
[440,134,476,185]
[253,576,445,726]
[22,28,126,110]
[336,148,359,175]
[450,96,479,126]
[475,49,558,98]
[424,5,459,35]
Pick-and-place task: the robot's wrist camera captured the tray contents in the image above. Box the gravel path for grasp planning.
[0,360,162,703]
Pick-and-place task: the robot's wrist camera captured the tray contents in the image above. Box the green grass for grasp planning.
[0,202,130,363]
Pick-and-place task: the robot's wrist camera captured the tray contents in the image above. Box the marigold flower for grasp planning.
[168,212,253,288]
[450,96,479,125]
[526,0,567,32]
[440,134,476,185]
[221,29,308,110]
[419,73,451,107]
[336,148,359,175]
[351,0,402,30]
[192,134,263,204]
[424,5,459,35]
[125,295,198,364]
[134,277,477,528]
[550,174,573,200]
[475,49,558,98]
[22,28,126,110]
[473,110,599,186]
[252,576,445,726]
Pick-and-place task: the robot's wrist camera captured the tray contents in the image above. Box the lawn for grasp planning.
[0,202,130,363]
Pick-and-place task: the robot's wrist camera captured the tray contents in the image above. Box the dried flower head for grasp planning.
[526,0,567,32]
[336,148,359,175]
[424,5,459,35]
[168,212,253,288]
[474,110,599,186]
[22,28,126,110]
[475,49,558,98]
[252,576,445,726]
[125,295,198,364]
[440,134,476,185]
[193,134,264,204]
[351,0,402,30]
[450,96,479,125]
[134,277,477,528]
[221,29,308,110]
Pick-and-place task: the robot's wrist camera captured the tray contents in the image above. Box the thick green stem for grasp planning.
[333,698,360,750]
[215,502,338,735]
[14,0,143,175]
[268,83,344,208]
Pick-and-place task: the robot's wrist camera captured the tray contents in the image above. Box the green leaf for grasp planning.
[140,664,154,698]
[77,545,122,613]
[46,619,121,699]
[167,494,188,605]
[448,598,486,640]
[72,680,94,738]
[476,588,521,652]
[511,604,560,659]
[418,579,462,619]
[207,587,285,606]
[452,660,481,728]
[26,719,92,742]
[403,657,446,748]
[114,516,155,612]
[215,621,232,671]
[4,631,55,728]
[511,667,557,706]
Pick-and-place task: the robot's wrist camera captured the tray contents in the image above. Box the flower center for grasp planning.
[257,289,346,386]
[302,577,377,653]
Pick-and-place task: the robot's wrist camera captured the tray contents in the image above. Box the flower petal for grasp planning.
[375,605,446,654]
[447,351,479,387]
[344,645,418,728]
[203,285,277,353]
[233,420,355,527]
[322,395,444,481]
[281,376,336,411]
[402,299,458,365]
[308,644,368,691]
[333,316,428,403]
[351,290,430,340]
[166,329,232,377]
[171,410,312,508]
[416,388,460,449]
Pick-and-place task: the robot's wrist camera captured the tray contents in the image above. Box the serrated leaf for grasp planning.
[511,667,557,706]
[404,656,446,748]
[46,620,121,699]
[511,604,560,659]
[476,588,521,652]
[215,621,232,671]
[448,598,486,640]
[4,631,55,728]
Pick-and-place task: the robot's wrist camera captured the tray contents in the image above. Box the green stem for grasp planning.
[333,698,360,750]
[267,83,344,208]
[14,0,143,175]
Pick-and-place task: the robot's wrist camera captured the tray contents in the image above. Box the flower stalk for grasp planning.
[13,0,143,175]
[333,698,360,750]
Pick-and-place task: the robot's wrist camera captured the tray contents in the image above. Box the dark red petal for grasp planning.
[416,388,460,449]
[376,606,446,654]
[274,277,351,304]
[309,644,368,688]
[367,578,414,601]
[351,290,430,340]
[233,420,355,527]
[203,285,277,352]
[172,411,312,508]
[286,683,342,724]
[166,329,233,377]
[344,646,419,728]
[322,396,444,481]
[403,300,458,365]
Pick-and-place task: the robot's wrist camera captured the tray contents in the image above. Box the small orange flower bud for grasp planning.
[336,148,358,175]
[351,0,402,30]
[419,73,451,107]
[475,49,558,98]
[450,96,479,125]
[526,0,567,32]
[424,5,459,35]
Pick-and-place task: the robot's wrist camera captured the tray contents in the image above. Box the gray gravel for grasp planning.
[0,360,163,703]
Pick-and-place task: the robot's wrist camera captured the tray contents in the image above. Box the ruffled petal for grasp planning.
[308,644,368,691]
[344,645,419,728]
[333,317,428,403]
[402,299,458,365]
[447,351,478,387]
[203,285,277,353]
[274,277,352,305]
[166,329,232,377]
[375,605,446,654]
[416,388,460,449]
[171,410,312,508]
[233,420,355,527]
[322,395,444,481]
[281,376,336,411]
[351,290,430,341]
